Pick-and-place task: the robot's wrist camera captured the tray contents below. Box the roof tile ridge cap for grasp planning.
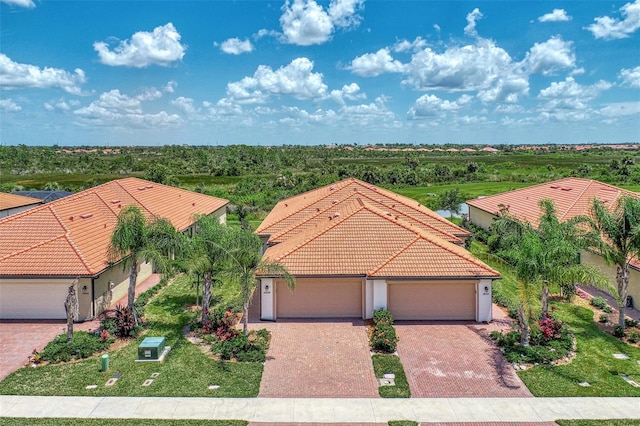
[367,235,421,276]
[356,191,461,242]
[269,195,358,242]
[0,233,68,263]
[114,179,154,217]
[64,232,95,275]
[258,179,354,232]
[272,202,365,260]
[559,179,594,221]
[369,183,468,234]
[411,223,499,275]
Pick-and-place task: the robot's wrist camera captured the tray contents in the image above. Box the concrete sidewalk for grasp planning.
[1,396,639,422]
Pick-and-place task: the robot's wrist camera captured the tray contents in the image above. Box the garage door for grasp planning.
[388,281,476,320]
[0,280,69,319]
[277,278,362,318]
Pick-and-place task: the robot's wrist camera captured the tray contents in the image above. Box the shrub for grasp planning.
[211,328,270,362]
[590,296,609,310]
[613,326,626,338]
[599,314,608,323]
[40,331,113,363]
[487,234,501,253]
[201,307,238,340]
[371,322,399,353]
[373,309,394,325]
[99,305,140,338]
[625,318,639,328]
[627,329,640,344]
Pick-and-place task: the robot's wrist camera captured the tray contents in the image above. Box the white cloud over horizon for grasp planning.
[0,53,86,94]
[93,23,186,68]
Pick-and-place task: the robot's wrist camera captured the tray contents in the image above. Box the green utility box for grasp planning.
[138,337,166,361]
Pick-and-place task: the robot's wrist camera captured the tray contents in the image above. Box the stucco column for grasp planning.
[260,278,274,321]
[477,279,492,322]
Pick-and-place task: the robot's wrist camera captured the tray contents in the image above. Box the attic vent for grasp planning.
[80,213,93,219]
[137,186,146,191]
[561,187,572,191]
[329,186,335,191]
[285,203,288,207]
[333,212,340,218]
[392,204,396,208]
[192,202,196,206]
[550,185,560,189]
[145,185,153,189]
[316,208,320,212]
[331,200,337,204]
[110,199,121,204]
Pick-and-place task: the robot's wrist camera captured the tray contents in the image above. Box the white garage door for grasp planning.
[388,281,476,320]
[277,278,363,318]
[0,280,69,319]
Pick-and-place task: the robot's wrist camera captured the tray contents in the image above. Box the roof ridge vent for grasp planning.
[110,199,121,204]
[80,213,93,219]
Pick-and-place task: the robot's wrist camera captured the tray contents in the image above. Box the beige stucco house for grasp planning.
[466,177,640,309]
[255,178,499,322]
[0,177,228,320]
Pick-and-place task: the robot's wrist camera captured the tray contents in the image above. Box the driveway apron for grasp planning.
[395,313,532,398]
[256,319,379,398]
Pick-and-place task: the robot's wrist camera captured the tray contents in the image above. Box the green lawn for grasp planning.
[471,244,640,397]
[393,182,532,205]
[556,421,640,426]
[0,276,263,397]
[371,354,411,398]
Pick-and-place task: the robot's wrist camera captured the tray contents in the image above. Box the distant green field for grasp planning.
[393,182,532,204]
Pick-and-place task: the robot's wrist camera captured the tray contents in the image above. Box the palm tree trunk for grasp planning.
[243,301,249,335]
[518,304,530,347]
[617,264,629,329]
[201,271,212,321]
[128,264,138,325]
[541,283,549,318]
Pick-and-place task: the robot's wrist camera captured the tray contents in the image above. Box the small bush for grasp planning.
[487,234,501,253]
[624,318,639,328]
[371,322,399,353]
[201,307,238,340]
[599,314,608,323]
[40,331,113,363]
[613,325,626,338]
[373,309,394,325]
[604,305,613,313]
[627,329,640,344]
[590,296,609,310]
[98,305,140,338]
[211,328,270,362]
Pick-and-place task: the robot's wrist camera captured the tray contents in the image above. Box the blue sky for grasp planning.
[1,0,639,146]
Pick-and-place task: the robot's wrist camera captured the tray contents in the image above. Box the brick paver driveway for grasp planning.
[0,320,97,381]
[256,319,379,398]
[395,306,532,398]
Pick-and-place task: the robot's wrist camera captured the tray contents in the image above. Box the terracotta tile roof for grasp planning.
[466,177,640,270]
[0,192,42,210]
[257,178,469,241]
[0,178,228,277]
[261,200,498,279]
[466,177,639,228]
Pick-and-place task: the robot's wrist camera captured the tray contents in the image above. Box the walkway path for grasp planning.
[1,396,638,422]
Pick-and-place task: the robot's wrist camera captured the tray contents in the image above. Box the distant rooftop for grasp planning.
[13,190,73,203]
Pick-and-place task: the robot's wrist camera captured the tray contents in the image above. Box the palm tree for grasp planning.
[186,215,228,319]
[108,205,180,324]
[493,199,607,345]
[589,196,640,329]
[222,228,295,334]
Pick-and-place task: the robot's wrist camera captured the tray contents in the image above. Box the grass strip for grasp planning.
[0,419,247,426]
[372,354,411,398]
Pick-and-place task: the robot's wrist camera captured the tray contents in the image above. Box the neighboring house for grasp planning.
[14,190,73,204]
[0,193,43,218]
[255,178,499,322]
[466,177,640,308]
[0,177,228,320]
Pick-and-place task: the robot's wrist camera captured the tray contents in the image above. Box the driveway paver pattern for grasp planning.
[256,319,379,398]
[395,306,532,398]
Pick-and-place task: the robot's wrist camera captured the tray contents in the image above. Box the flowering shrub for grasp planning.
[211,328,270,362]
[536,312,564,343]
[99,329,111,342]
[201,307,239,341]
[99,305,141,338]
[28,348,42,365]
[370,309,399,353]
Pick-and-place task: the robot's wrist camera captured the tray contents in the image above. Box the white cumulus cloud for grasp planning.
[224,57,328,104]
[279,0,364,45]
[218,38,254,55]
[171,96,199,115]
[539,77,612,110]
[348,48,405,77]
[523,36,575,75]
[464,8,483,37]
[93,23,186,68]
[0,98,21,112]
[1,0,35,7]
[619,66,640,87]
[408,94,472,119]
[586,0,640,40]
[538,9,571,22]
[328,83,366,104]
[0,53,86,94]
